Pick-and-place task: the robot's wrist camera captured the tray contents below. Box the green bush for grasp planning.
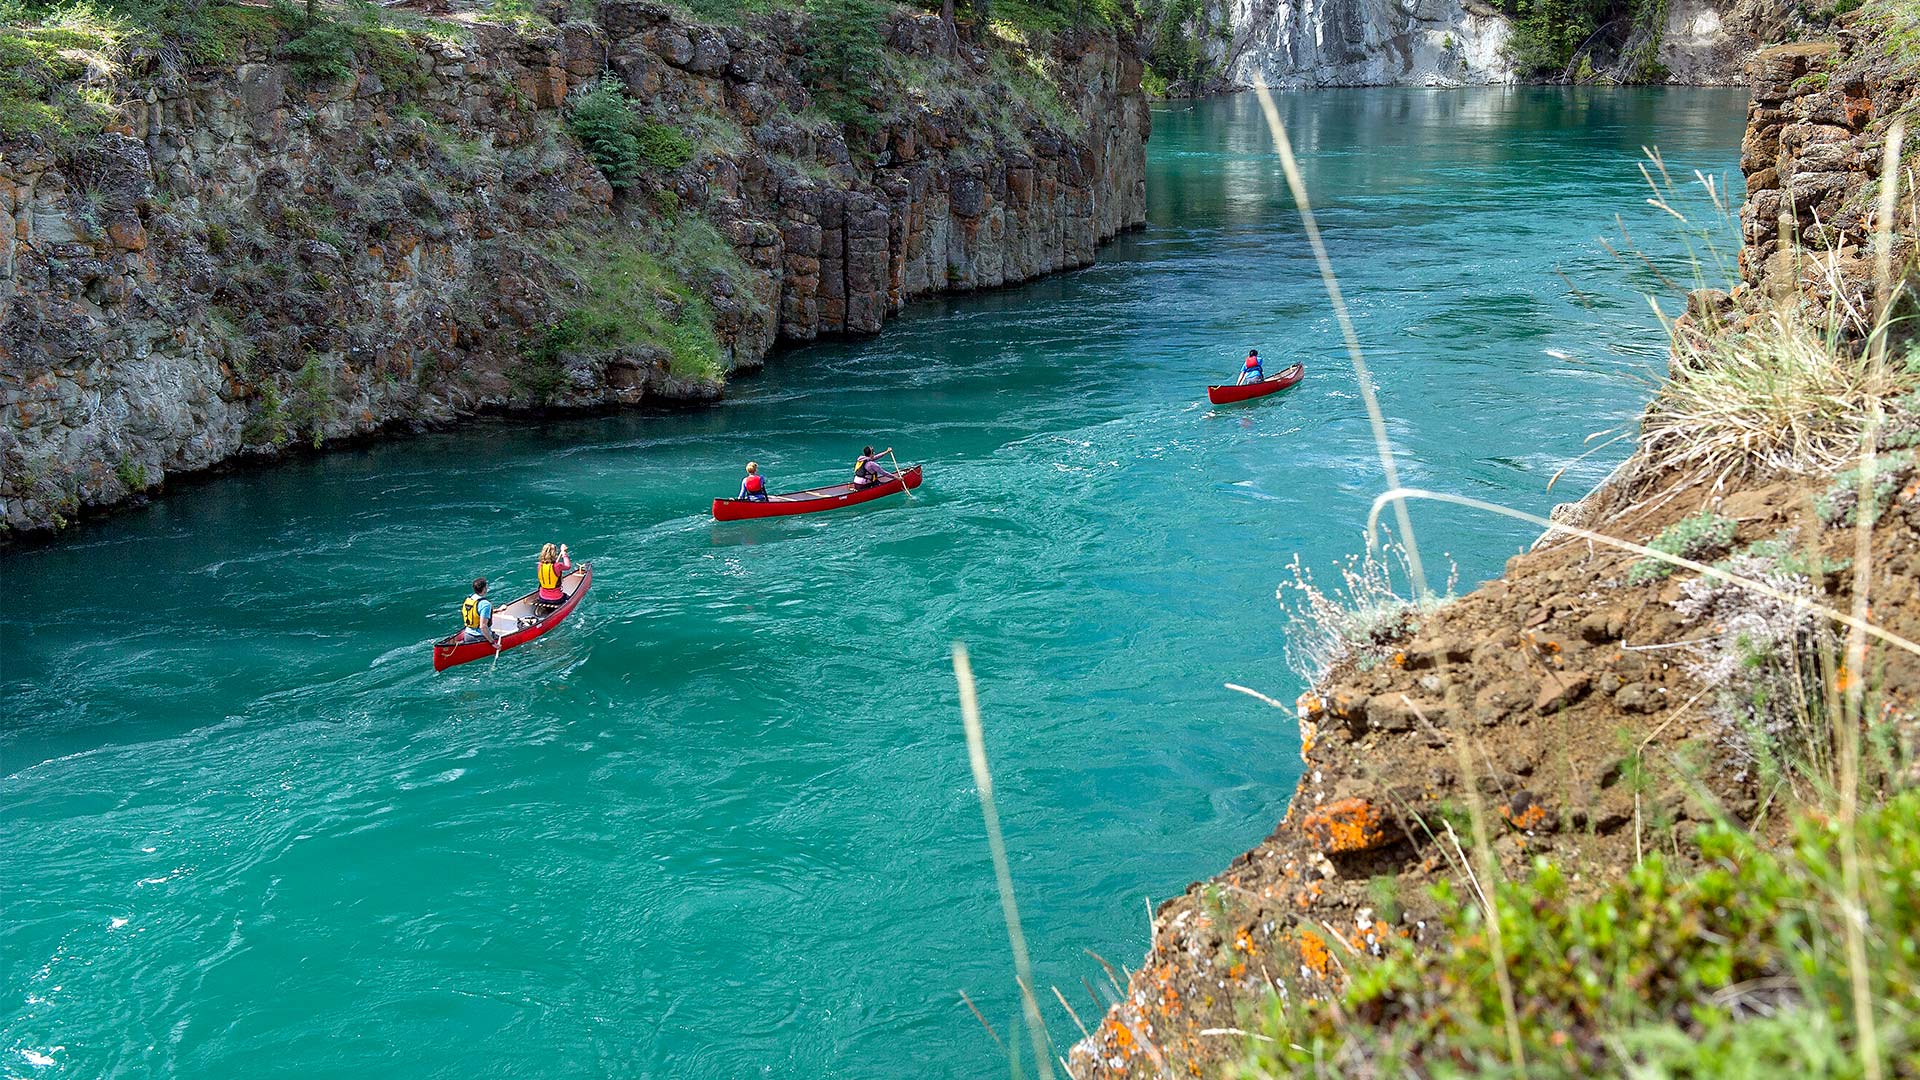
[800,0,886,132]
[566,73,642,188]
[1142,0,1206,87]
[0,17,124,139]
[287,355,336,447]
[1238,792,1920,1078]
[1627,510,1737,583]
[1816,450,1915,526]
[281,17,357,81]
[634,121,694,170]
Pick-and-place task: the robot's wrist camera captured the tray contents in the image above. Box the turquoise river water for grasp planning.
[2,89,1746,1078]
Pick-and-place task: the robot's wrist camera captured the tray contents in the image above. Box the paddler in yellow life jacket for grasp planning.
[533,543,571,617]
[461,577,498,644]
[851,445,896,489]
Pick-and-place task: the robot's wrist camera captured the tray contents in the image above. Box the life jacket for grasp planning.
[1244,356,1262,370]
[853,456,872,481]
[462,594,483,629]
[539,560,560,591]
[743,474,765,494]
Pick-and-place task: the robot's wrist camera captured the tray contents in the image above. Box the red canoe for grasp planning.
[432,563,592,671]
[1207,362,1305,404]
[712,465,924,521]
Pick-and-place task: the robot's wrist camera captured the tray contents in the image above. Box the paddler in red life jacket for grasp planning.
[532,542,571,617]
[460,578,498,645]
[851,446,896,489]
[1237,348,1265,385]
[738,462,769,502]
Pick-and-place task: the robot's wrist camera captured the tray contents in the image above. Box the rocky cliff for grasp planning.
[0,2,1148,534]
[1073,4,1919,1075]
[1168,0,1782,91]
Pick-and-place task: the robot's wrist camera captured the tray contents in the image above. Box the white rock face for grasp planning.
[1205,0,1516,89]
[1202,0,1755,88]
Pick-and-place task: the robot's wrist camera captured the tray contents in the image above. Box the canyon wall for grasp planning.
[1189,0,1775,90]
[0,4,1149,534]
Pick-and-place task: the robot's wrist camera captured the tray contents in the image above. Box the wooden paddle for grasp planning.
[886,449,912,500]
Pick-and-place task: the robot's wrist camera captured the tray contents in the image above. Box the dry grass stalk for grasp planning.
[1405,696,1527,1071]
[952,643,1056,1080]
[1248,75,1428,598]
[1645,314,1914,480]
[1833,117,1906,1080]
[1364,487,1920,662]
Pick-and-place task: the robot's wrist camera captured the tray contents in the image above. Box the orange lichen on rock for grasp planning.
[1298,796,1396,854]
[1297,928,1333,979]
[1499,791,1559,834]
[1103,1015,1136,1054]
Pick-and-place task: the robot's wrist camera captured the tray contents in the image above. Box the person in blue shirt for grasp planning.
[1237,348,1264,384]
[460,578,498,645]
[739,461,769,501]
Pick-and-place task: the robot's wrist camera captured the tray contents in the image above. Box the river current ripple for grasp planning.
[1,88,1747,1078]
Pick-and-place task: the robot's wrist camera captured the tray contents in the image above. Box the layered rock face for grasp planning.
[1195,0,1768,90]
[1737,34,1900,339]
[0,5,1149,533]
[1202,0,1515,89]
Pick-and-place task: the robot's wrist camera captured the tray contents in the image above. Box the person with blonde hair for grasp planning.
[532,542,572,617]
[738,461,768,502]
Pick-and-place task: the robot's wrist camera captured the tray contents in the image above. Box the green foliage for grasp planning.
[633,121,694,170]
[1717,531,1851,580]
[1816,450,1915,526]
[800,0,886,133]
[531,217,753,393]
[241,381,287,448]
[515,312,595,402]
[1627,510,1737,584]
[988,0,1131,40]
[1500,0,1605,76]
[0,12,125,139]
[478,0,546,32]
[114,457,148,491]
[287,355,336,447]
[1791,69,1831,93]
[1239,792,1920,1078]
[678,0,787,22]
[281,16,356,81]
[1141,0,1207,88]
[1619,0,1669,81]
[566,72,641,187]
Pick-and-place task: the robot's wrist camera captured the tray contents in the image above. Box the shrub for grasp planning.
[286,355,336,447]
[1277,544,1456,684]
[0,14,124,139]
[1815,450,1915,526]
[566,73,642,188]
[633,121,694,170]
[280,16,359,81]
[1644,315,1917,479]
[1235,792,1920,1078]
[1627,510,1736,583]
[800,0,886,132]
[1674,548,1835,782]
[515,311,604,402]
[1143,0,1206,87]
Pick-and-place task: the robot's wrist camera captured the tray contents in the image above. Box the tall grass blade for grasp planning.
[1249,76,1428,598]
[953,644,1055,1080]
[1363,487,1920,660]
